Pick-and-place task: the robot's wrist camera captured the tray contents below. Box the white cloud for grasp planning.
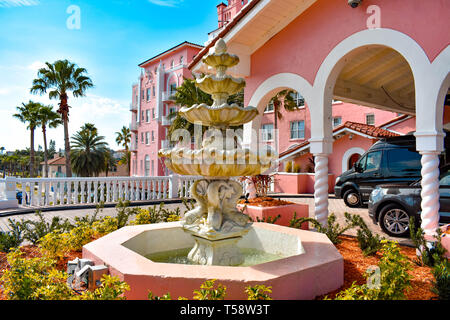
[0,0,40,8]
[147,0,183,7]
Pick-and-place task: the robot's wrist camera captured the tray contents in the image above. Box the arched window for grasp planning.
[180,56,184,65]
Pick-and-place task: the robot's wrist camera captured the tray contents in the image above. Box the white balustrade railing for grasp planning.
[0,175,247,209]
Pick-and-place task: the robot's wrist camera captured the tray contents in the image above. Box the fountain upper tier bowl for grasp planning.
[158,146,274,177]
[178,103,259,128]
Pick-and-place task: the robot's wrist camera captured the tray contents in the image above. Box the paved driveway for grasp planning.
[0,195,414,246]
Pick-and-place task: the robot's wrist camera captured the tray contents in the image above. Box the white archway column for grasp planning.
[310,139,333,226]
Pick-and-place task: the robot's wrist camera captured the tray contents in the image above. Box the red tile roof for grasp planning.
[279,121,399,158]
[40,156,65,166]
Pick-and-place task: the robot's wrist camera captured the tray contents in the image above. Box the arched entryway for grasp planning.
[342,147,365,173]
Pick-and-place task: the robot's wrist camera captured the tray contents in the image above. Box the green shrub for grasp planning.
[77,275,130,300]
[193,279,226,300]
[0,219,24,253]
[1,248,73,300]
[19,211,72,245]
[92,216,119,237]
[352,215,384,256]
[38,230,70,261]
[293,163,301,173]
[67,223,95,251]
[285,161,293,173]
[409,216,447,267]
[245,285,272,300]
[431,260,450,300]
[289,212,360,245]
[334,240,412,300]
[252,214,281,224]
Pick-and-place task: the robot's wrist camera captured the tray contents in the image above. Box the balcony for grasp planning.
[130,122,138,132]
[130,141,138,152]
[162,91,176,102]
[129,103,137,112]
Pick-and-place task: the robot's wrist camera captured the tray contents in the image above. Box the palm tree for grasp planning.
[30,59,94,177]
[268,90,301,154]
[36,105,62,177]
[13,101,40,177]
[115,126,131,175]
[168,76,244,138]
[70,125,108,177]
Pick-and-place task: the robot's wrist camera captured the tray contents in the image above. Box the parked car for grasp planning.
[368,166,450,237]
[334,135,423,208]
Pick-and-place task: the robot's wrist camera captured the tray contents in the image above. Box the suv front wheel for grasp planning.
[379,203,411,237]
[343,189,362,208]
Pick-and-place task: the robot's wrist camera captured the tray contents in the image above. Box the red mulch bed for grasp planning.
[238,196,294,207]
[0,236,439,300]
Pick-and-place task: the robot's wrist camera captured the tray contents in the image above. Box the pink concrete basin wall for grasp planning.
[237,203,309,228]
[82,222,343,300]
[274,173,334,194]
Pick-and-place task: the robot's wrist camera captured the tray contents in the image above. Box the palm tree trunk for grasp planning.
[42,126,49,178]
[30,128,35,177]
[125,147,130,176]
[59,93,72,178]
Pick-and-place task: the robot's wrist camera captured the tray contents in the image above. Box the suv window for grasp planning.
[440,171,450,186]
[359,151,382,172]
[386,149,421,174]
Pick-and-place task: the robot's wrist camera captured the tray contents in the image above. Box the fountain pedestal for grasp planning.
[187,235,245,266]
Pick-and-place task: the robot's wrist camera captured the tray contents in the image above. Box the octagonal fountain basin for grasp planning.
[82,222,343,300]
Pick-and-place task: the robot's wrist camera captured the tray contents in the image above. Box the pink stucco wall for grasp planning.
[131,44,202,177]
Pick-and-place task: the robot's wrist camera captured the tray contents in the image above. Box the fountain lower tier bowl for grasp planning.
[158,148,275,177]
[82,222,344,300]
[179,103,258,127]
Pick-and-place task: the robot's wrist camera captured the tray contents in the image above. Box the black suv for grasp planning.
[368,166,450,237]
[334,135,422,208]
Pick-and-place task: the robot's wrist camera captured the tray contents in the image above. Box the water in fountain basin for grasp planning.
[146,248,286,267]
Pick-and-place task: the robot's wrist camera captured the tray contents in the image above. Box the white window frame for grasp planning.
[366,113,375,125]
[290,120,305,140]
[261,123,274,142]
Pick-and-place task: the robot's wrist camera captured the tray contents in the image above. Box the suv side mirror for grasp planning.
[355,163,363,173]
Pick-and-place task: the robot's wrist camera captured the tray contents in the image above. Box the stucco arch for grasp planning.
[166,72,179,92]
[243,72,313,145]
[310,28,432,146]
[341,147,365,173]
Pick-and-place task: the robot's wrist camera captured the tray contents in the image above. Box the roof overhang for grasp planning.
[139,41,204,68]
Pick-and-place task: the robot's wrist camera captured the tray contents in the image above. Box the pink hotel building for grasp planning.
[129,0,416,178]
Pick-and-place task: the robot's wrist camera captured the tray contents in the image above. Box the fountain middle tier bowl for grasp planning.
[196,74,245,96]
[179,103,258,127]
[158,147,275,177]
[202,51,240,69]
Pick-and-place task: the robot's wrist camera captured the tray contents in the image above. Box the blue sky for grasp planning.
[0,0,218,151]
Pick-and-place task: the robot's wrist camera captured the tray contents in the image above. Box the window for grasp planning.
[151,160,155,176]
[170,60,174,69]
[386,149,421,174]
[180,56,184,65]
[290,121,305,140]
[261,123,274,141]
[144,156,150,177]
[152,108,155,119]
[145,110,150,123]
[359,151,382,172]
[333,117,342,127]
[289,92,305,107]
[152,86,156,97]
[141,132,144,144]
[151,130,155,142]
[366,113,375,125]
[141,111,145,122]
[169,83,177,94]
[145,132,149,145]
[146,88,151,101]
[264,101,274,113]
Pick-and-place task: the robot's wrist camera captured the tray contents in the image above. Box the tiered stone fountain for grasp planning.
[83,39,344,300]
[158,38,273,266]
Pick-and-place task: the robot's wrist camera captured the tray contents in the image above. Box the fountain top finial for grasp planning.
[214,38,227,54]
